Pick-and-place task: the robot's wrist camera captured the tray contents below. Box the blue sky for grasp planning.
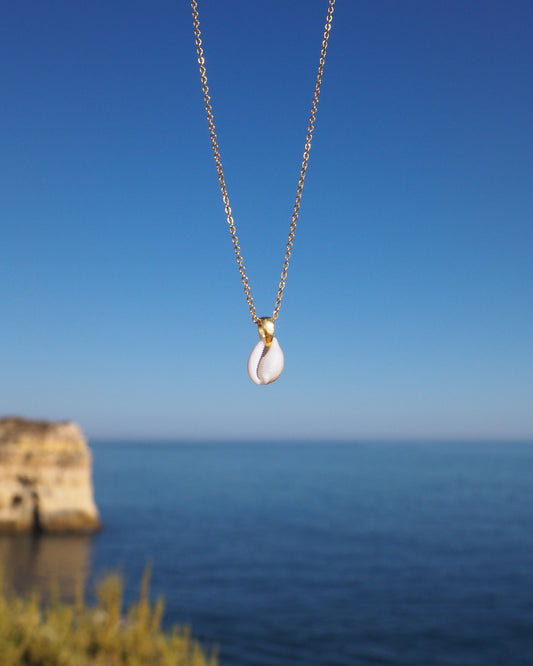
[1,1,532,441]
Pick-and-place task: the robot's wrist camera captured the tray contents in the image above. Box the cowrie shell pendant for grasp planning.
[247,317,284,385]
[248,337,284,385]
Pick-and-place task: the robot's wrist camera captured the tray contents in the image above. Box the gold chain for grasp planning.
[191,0,335,324]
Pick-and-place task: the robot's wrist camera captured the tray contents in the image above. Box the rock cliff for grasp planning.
[0,417,101,532]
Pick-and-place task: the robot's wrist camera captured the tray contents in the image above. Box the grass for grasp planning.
[0,565,217,666]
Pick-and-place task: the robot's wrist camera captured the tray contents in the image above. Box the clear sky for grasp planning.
[1,1,532,441]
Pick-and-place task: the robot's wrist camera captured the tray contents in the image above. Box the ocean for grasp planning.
[1,441,533,665]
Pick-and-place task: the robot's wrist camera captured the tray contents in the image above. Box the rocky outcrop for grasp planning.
[0,417,101,533]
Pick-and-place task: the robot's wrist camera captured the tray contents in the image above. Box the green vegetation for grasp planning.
[0,566,217,666]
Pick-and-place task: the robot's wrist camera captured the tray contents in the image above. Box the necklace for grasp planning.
[191,0,335,384]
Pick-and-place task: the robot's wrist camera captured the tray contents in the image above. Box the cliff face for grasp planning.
[0,417,101,533]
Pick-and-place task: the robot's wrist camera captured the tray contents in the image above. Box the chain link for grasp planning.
[191,0,335,324]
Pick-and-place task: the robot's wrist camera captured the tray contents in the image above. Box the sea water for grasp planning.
[1,441,533,665]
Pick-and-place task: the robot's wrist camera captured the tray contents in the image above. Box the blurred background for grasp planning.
[1,3,533,664]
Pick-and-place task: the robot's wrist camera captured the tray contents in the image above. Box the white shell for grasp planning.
[247,337,284,385]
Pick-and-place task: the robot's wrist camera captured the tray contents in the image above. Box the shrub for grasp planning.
[0,564,217,666]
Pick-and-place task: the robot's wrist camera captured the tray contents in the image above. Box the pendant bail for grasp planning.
[257,317,275,347]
